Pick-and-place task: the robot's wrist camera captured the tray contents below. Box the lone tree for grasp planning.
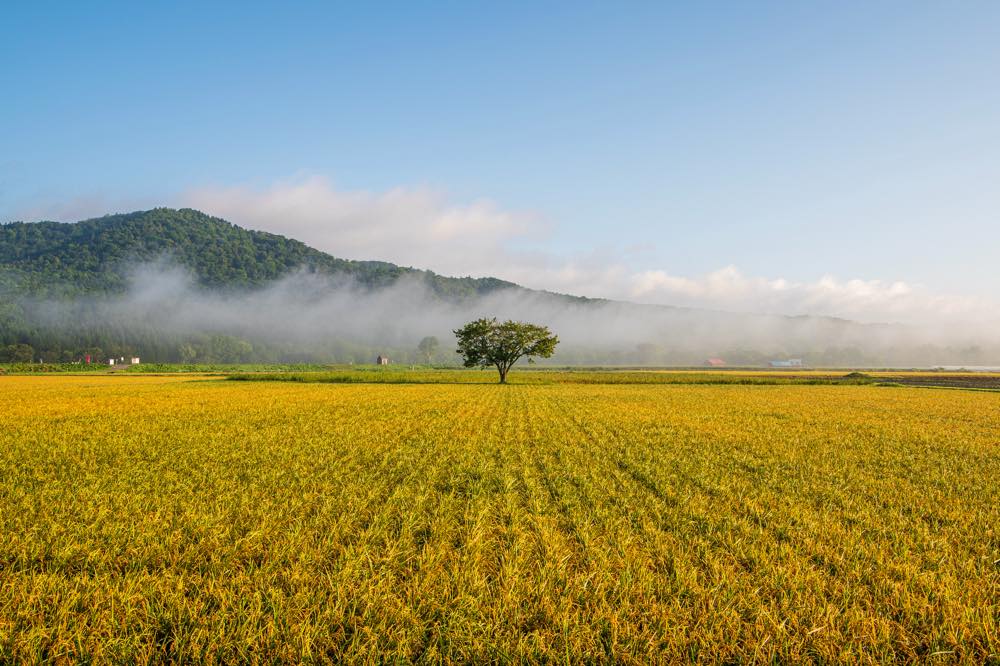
[417,336,440,364]
[454,318,558,383]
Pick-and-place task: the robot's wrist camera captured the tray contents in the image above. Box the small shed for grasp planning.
[130,357,141,365]
[375,355,390,365]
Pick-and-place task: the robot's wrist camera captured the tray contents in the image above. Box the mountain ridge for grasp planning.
[0,207,526,301]
[1,207,859,323]
[4,207,992,367]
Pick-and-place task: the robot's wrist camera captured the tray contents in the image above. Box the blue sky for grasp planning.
[2,2,999,323]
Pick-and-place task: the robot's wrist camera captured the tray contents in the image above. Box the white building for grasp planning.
[769,359,804,368]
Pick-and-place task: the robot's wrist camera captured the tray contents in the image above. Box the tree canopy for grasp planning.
[454,318,558,383]
[0,208,519,298]
[417,336,439,363]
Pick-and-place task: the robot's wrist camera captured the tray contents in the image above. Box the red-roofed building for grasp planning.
[704,358,726,367]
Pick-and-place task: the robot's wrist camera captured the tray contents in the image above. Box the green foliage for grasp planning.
[417,335,439,363]
[0,362,110,374]
[0,343,34,363]
[124,363,336,374]
[454,318,559,383]
[0,208,518,297]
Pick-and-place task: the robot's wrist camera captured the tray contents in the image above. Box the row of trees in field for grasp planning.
[3,285,996,370]
[0,336,447,366]
[0,317,562,384]
[5,323,999,369]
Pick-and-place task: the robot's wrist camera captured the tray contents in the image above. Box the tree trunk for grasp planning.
[498,366,507,383]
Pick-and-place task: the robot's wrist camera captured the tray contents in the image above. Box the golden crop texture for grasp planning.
[1,375,998,663]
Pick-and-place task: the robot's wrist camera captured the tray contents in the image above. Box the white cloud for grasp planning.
[183,175,538,276]
[18,174,994,329]
[616,266,996,325]
[8,194,150,224]
[179,175,1000,328]
[489,262,997,328]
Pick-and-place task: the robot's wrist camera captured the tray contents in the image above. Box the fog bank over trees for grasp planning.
[3,263,998,367]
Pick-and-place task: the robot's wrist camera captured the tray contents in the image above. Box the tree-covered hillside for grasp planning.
[1,208,995,367]
[0,208,516,299]
[0,208,532,363]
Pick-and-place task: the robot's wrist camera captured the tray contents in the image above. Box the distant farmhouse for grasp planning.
[704,358,726,367]
[106,356,141,367]
[376,355,390,366]
[769,359,804,368]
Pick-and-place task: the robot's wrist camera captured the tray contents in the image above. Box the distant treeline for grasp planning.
[3,279,998,366]
[2,316,997,368]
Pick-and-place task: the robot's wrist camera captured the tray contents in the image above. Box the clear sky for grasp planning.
[2,2,999,324]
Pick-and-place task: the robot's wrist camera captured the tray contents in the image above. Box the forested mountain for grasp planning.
[0,208,568,364]
[1,208,995,366]
[0,208,517,299]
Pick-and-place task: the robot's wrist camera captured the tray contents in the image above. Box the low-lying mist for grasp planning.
[11,263,1000,367]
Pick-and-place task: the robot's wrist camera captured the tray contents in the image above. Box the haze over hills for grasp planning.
[0,208,996,366]
[0,208,519,299]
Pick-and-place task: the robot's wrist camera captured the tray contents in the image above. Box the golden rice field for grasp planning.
[1,373,998,663]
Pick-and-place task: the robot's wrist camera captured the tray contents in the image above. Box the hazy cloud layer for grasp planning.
[184,176,538,275]
[181,176,1000,328]
[8,176,996,328]
[23,263,998,367]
